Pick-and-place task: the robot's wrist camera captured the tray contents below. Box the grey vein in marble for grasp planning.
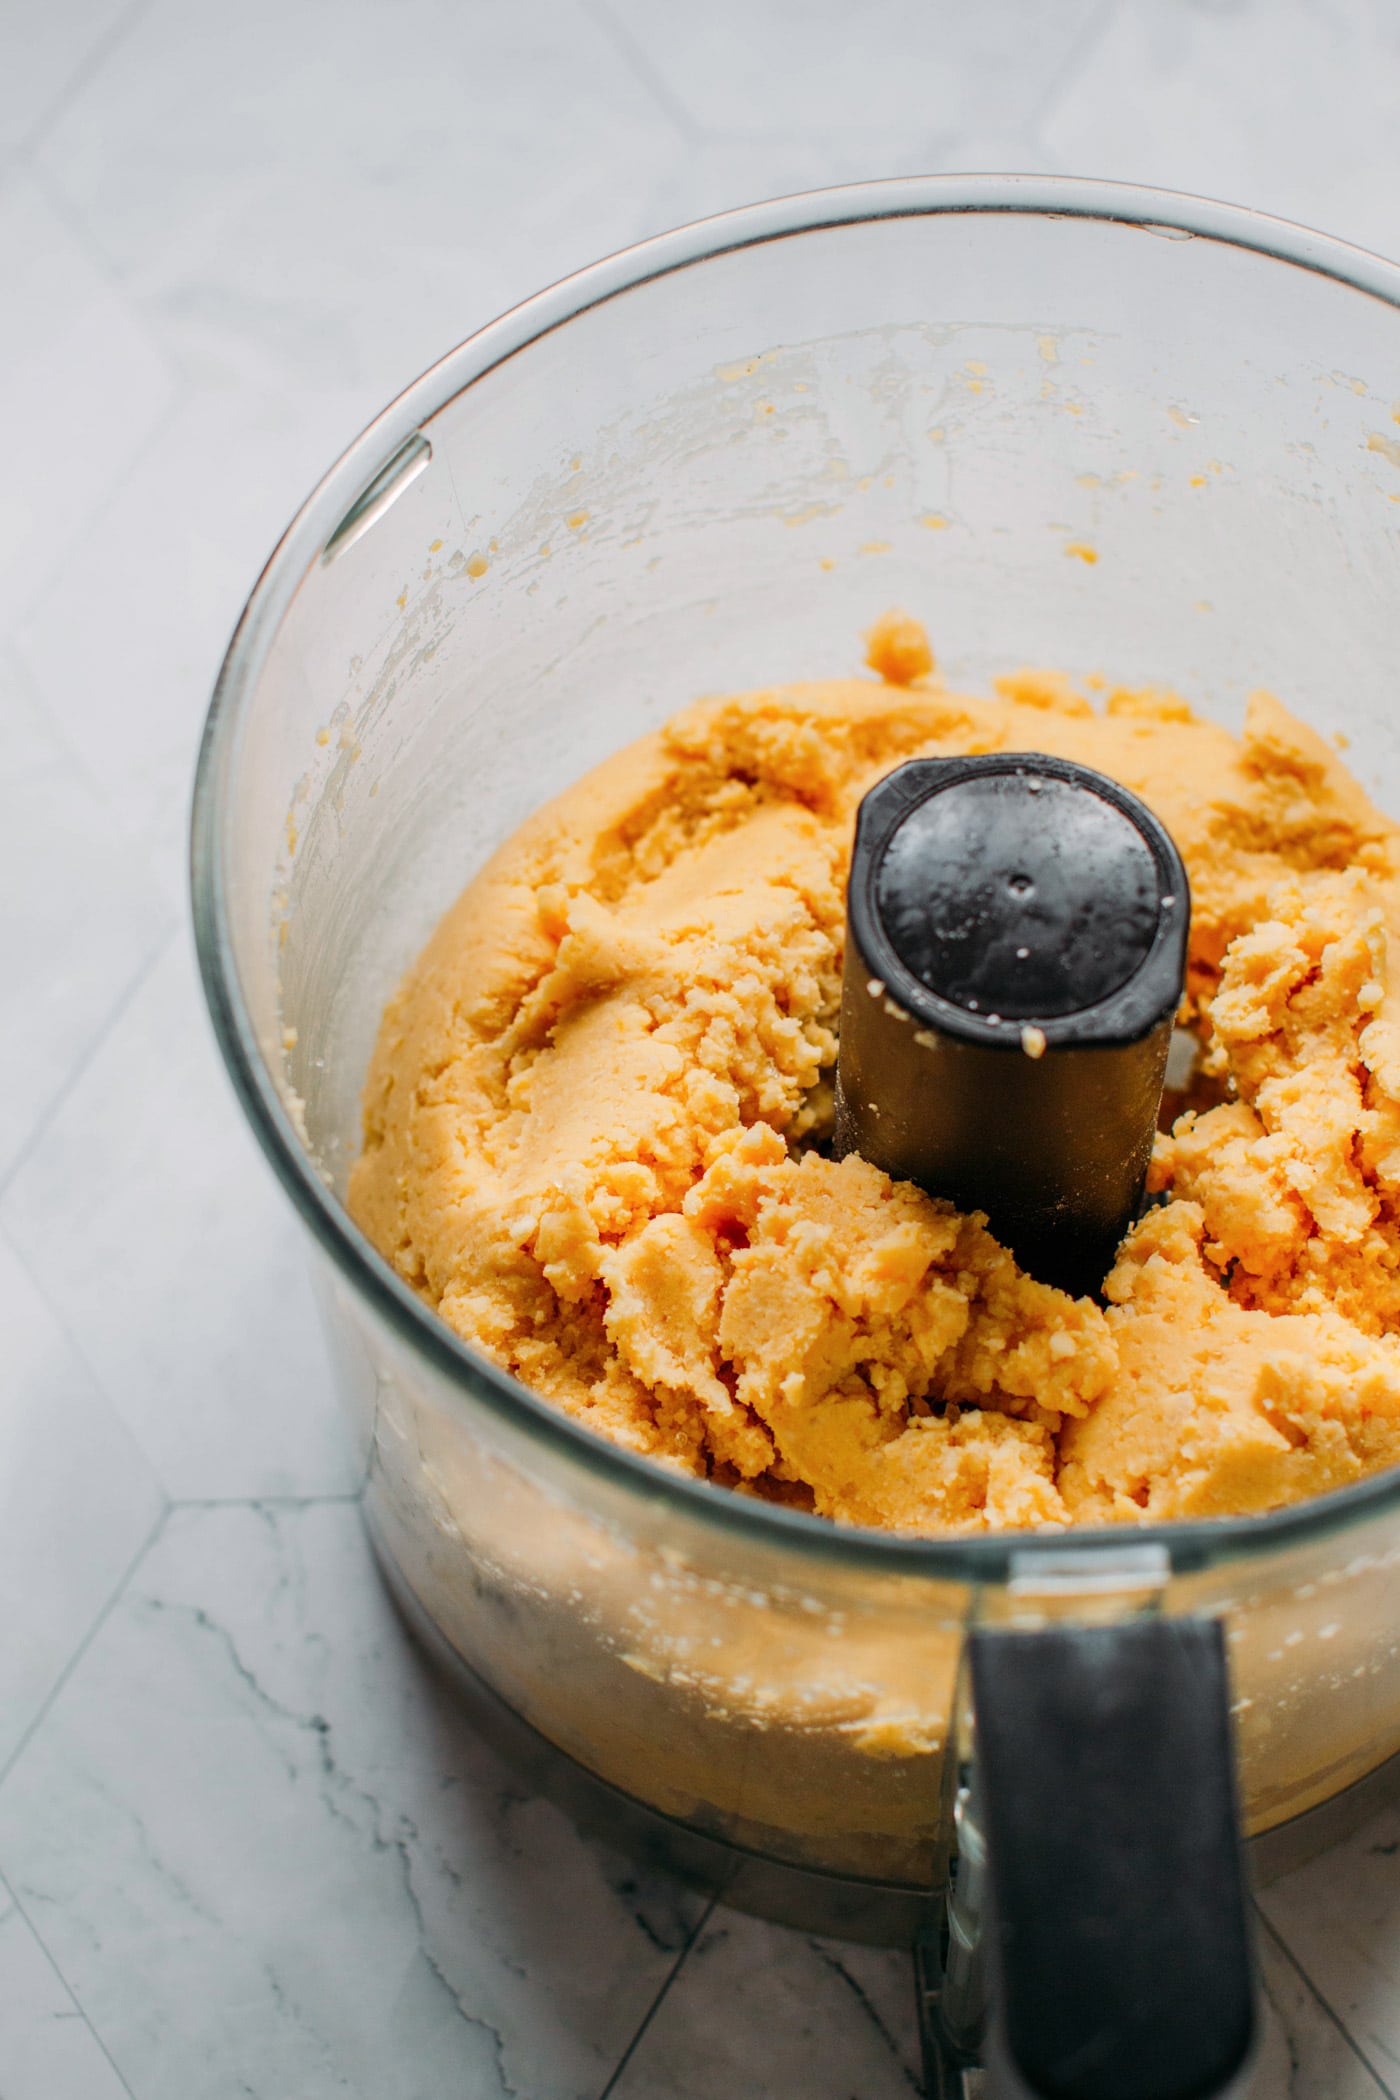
[1261,1803,1400,2095]
[609,1910,923,2100]
[0,1502,705,2100]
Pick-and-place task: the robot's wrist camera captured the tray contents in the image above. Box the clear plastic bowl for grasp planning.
[192,176,1400,1927]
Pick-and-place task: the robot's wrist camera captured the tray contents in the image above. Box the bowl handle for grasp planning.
[919,1616,1256,2099]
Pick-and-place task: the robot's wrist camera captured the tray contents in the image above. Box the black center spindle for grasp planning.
[833,754,1190,1298]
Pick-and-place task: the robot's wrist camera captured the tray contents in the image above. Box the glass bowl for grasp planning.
[192,175,1400,1945]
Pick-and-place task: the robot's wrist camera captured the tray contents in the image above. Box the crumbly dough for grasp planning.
[349,617,1400,1533]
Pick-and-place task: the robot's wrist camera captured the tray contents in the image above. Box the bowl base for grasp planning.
[367,1510,1400,1945]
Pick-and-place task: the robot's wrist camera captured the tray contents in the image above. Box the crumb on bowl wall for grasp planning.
[864,608,935,686]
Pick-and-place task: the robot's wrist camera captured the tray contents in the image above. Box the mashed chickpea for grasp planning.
[349,619,1400,1533]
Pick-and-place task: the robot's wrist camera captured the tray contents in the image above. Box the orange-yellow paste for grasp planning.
[349,613,1400,1533]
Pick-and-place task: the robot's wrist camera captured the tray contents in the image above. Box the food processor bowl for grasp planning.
[193,176,1400,2086]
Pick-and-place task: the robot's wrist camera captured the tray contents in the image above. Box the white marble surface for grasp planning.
[2,1,1399,2092]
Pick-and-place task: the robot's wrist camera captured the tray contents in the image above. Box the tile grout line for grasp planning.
[0,1207,167,1508]
[580,0,706,146]
[0,928,181,1507]
[2,303,188,662]
[0,653,166,854]
[810,1941,923,2093]
[0,1501,169,1801]
[12,0,156,165]
[0,1865,140,2100]
[595,1892,719,2099]
[1255,1901,1399,2100]
[0,925,176,1210]
[25,147,152,302]
[1022,0,1123,148]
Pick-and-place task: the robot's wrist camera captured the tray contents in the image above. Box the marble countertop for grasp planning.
[4,1,1400,2092]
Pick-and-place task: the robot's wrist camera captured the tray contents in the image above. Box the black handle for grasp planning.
[967,1617,1255,2100]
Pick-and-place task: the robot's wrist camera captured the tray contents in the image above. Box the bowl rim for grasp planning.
[191,171,1400,1584]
